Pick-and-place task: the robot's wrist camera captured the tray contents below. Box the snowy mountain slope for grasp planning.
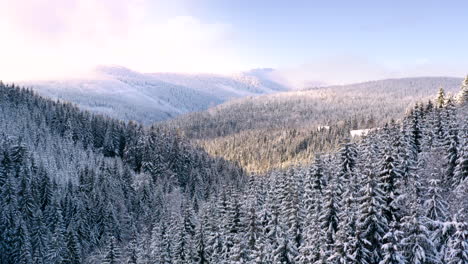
[25,66,290,124]
[150,68,288,100]
[168,77,463,138]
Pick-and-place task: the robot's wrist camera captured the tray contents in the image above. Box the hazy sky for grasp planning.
[1,0,467,85]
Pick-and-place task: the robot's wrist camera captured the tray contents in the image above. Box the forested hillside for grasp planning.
[177,95,467,263]
[0,82,245,263]
[25,66,288,124]
[165,77,463,172]
[113,82,466,263]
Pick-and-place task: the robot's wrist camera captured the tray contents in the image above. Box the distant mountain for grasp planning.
[168,76,463,138]
[164,76,464,172]
[24,66,290,124]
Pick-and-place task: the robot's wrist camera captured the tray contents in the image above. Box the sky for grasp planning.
[0,0,467,86]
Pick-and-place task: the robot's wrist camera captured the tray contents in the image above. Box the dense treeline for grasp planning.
[0,82,245,263]
[196,123,354,173]
[164,77,463,172]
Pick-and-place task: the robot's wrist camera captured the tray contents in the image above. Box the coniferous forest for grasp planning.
[0,78,467,264]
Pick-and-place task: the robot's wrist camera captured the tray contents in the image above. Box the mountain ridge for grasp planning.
[22,66,290,124]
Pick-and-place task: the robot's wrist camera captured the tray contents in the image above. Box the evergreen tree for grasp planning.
[244,199,261,262]
[436,87,446,108]
[453,138,468,187]
[46,206,67,264]
[378,149,403,225]
[319,174,340,250]
[103,235,121,264]
[125,237,139,264]
[424,179,448,222]
[64,223,81,264]
[17,220,33,264]
[357,170,388,264]
[446,221,468,264]
[379,224,405,264]
[173,216,193,264]
[457,75,468,104]
[401,215,440,264]
[445,125,459,185]
[273,226,299,264]
[194,219,209,264]
[30,208,49,264]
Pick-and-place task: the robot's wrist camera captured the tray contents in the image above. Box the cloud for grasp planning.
[270,55,467,88]
[0,0,241,81]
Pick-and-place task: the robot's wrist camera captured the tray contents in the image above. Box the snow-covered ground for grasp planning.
[350,129,372,137]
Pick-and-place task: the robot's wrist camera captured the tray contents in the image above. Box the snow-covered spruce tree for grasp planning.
[172,200,197,264]
[150,219,174,264]
[229,193,253,264]
[243,196,261,262]
[331,146,361,264]
[273,224,299,264]
[102,235,121,264]
[424,179,449,223]
[255,191,274,264]
[122,122,146,173]
[17,219,33,264]
[421,101,439,150]
[64,222,82,264]
[1,176,20,263]
[457,75,468,104]
[445,120,459,186]
[257,174,279,263]
[297,157,325,263]
[30,208,49,264]
[445,220,468,264]
[173,217,193,264]
[408,103,424,154]
[318,172,340,259]
[222,187,244,262]
[338,142,357,182]
[311,156,326,195]
[46,205,67,264]
[207,194,225,263]
[379,223,405,264]
[436,87,446,108]
[280,169,302,250]
[453,134,467,188]
[267,170,300,263]
[401,110,419,164]
[194,213,209,264]
[337,141,359,225]
[329,211,357,264]
[357,169,388,264]
[378,148,403,224]
[125,236,139,264]
[401,214,440,264]
[18,171,35,226]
